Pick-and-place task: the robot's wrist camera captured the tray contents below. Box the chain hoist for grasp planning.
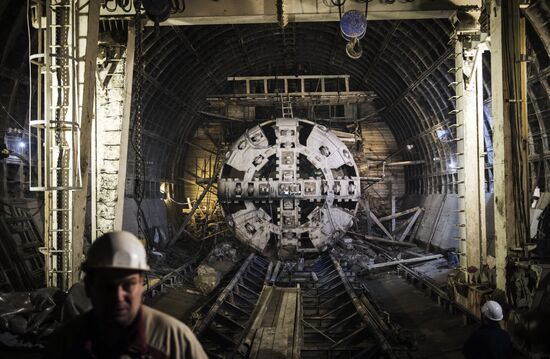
[132,0,148,246]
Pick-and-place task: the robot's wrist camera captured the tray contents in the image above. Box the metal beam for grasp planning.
[142,128,176,146]
[142,72,194,112]
[185,141,217,155]
[363,21,401,83]
[382,46,453,118]
[72,0,101,285]
[364,254,443,270]
[175,169,218,241]
[171,26,220,88]
[348,231,416,247]
[197,110,246,123]
[152,0,481,26]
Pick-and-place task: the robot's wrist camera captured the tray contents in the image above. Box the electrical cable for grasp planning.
[501,0,529,247]
[331,0,345,20]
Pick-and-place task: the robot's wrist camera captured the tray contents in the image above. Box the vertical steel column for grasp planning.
[490,0,529,291]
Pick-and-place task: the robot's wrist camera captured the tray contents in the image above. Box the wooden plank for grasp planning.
[257,328,276,357]
[284,291,298,358]
[369,211,394,240]
[398,208,423,242]
[239,286,273,353]
[273,291,291,356]
[378,207,420,222]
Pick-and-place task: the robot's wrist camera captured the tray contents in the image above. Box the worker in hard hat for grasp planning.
[462,300,513,359]
[44,231,208,359]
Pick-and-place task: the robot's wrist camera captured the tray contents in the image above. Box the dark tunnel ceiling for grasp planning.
[139,19,463,189]
[1,1,550,194]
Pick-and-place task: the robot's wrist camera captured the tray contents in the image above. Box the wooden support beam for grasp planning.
[391,217,411,236]
[369,211,394,240]
[398,208,423,242]
[378,207,421,222]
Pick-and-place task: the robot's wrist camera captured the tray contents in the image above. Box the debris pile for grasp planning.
[194,242,241,294]
[332,231,445,275]
[0,288,65,348]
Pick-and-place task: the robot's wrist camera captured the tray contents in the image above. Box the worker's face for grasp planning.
[85,269,144,328]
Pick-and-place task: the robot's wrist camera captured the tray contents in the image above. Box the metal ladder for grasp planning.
[280,93,294,118]
[29,0,82,290]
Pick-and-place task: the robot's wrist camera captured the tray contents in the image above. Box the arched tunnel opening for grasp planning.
[1,0,550,357]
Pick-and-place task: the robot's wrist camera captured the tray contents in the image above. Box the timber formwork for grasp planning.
[193,254,272,358]
[297,255,399,359]
[193,253,402,359]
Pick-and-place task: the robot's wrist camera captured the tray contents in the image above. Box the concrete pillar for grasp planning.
[92,30,135,239]
[114,27,135,231]
[490,0,529,291]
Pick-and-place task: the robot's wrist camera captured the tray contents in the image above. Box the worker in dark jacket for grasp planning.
[463,300,513,359]
[44,231,208,359]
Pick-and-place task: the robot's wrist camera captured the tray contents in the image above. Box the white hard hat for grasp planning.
[481,300,503,321]
[82,231,150,272]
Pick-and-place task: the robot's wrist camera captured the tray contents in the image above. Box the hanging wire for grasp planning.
[331,0,346,20]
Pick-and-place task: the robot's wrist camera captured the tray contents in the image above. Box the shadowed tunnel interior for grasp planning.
[1,0,550,357]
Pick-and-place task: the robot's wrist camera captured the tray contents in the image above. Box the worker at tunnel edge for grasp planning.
[462,300,513,359]
[44,230,209,359]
